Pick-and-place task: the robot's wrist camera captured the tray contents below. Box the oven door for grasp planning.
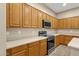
[48,40,54,51]
[47,36,55,54]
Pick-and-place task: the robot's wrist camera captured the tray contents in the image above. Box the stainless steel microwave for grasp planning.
[42,20,51,28]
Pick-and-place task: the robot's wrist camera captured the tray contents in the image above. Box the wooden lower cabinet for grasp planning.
[6,44,29,56]
[55,35,73,47]
[28,41,40,56]
[55,35,65,47]
[6,39,47,56]
[39,39,47,56]
[64,36,72,45]
[12,50,26,56]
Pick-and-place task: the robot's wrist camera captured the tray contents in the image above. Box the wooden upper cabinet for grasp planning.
[9,3,23,27]
[59,19,64,29]
[64,19,72,29]
[53,18,59,29]
[22,4,32,28]
[6,4,10,28]
[71,16,79,29]
[47,15,52,29]
[42,12,47,20]
[59,16,79,29]
[37,10,43,28]
[50,16,54,29]
[31,7,38,28]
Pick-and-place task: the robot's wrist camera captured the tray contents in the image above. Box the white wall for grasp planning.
[27,3,56,17]
[57,7,79,19]
[0,3,6,56]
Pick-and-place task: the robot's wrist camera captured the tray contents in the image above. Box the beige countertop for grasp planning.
[6,34,60,49]
[6,36,48,49]
[6,34,79,49]
[68,38,79,49]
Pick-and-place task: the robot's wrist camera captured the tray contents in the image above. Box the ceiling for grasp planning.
[43,3,79,13]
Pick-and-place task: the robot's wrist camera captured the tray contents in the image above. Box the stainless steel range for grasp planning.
[47,36,55,54]
[38,31,55,55]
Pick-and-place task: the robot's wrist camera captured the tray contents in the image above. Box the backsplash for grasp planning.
[6,28,56,41]
[6,28,79,41]
[57,29,79,36]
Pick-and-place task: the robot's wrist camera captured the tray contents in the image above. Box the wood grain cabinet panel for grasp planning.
[60,19,65,29]
[53,18,59,29]
[11,44,27,54]
[39,39,47,56]
[31,7,38,28]
[6,44,29,56]
[71,16,79,29]
[50,16,53,29]
[37,10,43,28]
[22,4,32,28]
[6,49,12,56]
[42,12,47,20]
[64,36,72,45]
[59,16,79,29]
[28,41,40,56]
[50,16,57,29]
[66,19,72,29]
[55,35,65,47]
[9,3,23,27]
[55,35,73,47]
[46,15,53,29]
[6,4,10,28]
[12,50,26,56]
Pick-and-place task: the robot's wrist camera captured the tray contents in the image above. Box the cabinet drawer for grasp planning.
[11,44,28,54]
[40,39,47,44]
[29,41,40,46]
[12,50,26,56]
[28,41,40,56]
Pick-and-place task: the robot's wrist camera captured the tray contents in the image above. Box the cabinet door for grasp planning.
[28,41,40,56]
[53,18,59,29]
[22,4,32,28]
[6,4,10,28]
[60,20,64,29]
[50,16,54,29]
[64,36,72,45]
[55,35,65,47]
[42,12,47,20]
[39,39,47,56]
[72,17,79,29]
[31,7,38,28]
[66,18,72,29]
[37,10,43,28]
[7,44,29,56]
[63,19,67,29]
[12,50,26,56]
[9,3,22,27]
